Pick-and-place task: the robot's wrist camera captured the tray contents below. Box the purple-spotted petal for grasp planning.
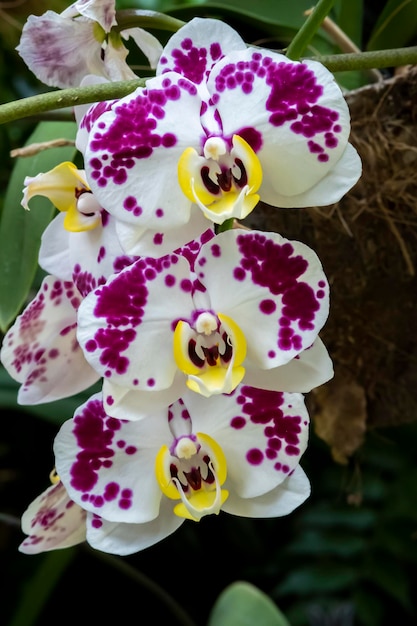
[196,229,329,367]
[222,465,310,517]
[0,276,99,404]
[208,48,360,205]
[17,12,104,88]
[19,481,86,554]
[82,72,204,229]
[102,373,187,420]
[244,338,334,393]
[40,212,137,297]
[54,393,171,523]
[184,386,310,498]
[63,0,116,31]
[115,210,214,257]
[86,498,183,555]
[157,17,246,85]
[77,254,193,392]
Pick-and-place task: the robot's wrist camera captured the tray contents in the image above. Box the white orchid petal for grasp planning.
[102,374,187,421]
[86,498,183,555]
[17,12,104,88]
[183,387,310,498]
[19,481,86,554]
[157,17,246,83]
[82,72,204,229]
[77,254,193,392]
[1,276,99,404]
[222,465,310,517]
[54,393,171,524]
[115,209,213,256]
[197,229,329,367]
[244,338,334,393]
[123,27,163,70]
[206,47,360,205]
[71,0,117,31]
[260,142,362,207]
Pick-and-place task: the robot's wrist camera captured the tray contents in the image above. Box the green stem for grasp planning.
[286,0,336,60]
[0,79,145,125]
[314,46,417,72]
[88,548,198,626]
[1,46,417,125]
[115,9,185,32]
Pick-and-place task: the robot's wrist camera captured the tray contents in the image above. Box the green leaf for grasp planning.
[8,548,77,626]
[0,365,101,424]
[366,0,417,51]
[0,121,78,332]
[276,564,357,596]
[166,1,334,54]
[335,0,363,48]
[208,581,291,626]
[363,554,413,612]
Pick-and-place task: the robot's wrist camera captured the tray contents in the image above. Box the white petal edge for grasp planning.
[222,465,310,517]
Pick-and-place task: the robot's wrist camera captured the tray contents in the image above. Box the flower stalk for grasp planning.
[286,0,336,60]
[1,46,416,126]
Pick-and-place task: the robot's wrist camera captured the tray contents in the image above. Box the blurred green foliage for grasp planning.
[1,1,417,625]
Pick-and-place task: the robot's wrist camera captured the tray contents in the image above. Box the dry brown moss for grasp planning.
[245,66,417,461]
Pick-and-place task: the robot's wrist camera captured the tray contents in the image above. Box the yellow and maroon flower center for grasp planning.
[173,311,246,396]
[177,134,262,223]
[155,432,229,521]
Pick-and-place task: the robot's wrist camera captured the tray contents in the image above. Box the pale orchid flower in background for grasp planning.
[78,17,361,233]
[54,388,311,555]
[0,276,100,404]
[19,472,87,554]
[76,228,332,419]
[16,0,163,88]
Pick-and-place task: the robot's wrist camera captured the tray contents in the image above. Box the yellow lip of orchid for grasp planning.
[177,134,262,224]
[154,432,229,522]
[173,312,247,397]
[22,161,102,232]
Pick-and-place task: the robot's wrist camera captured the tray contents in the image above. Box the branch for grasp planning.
[1,47,417,125]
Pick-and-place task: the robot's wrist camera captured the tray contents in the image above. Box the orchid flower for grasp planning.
[24,161,213,258]
[19,471,86,554]
[53,387,311,555]
[76,228,332,418]
[0,276,100,404]
[16,0,163,88]
[78,17,361,232]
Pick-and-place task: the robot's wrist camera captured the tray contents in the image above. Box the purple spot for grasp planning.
[231,416,246,429]
[259,299,276,314]
[211,244,221,257]
[104,482,119,501]
[233,267,245,281]
[235,127,263,153]
[247,448,263,465]
[92,517,103,529]
[70,399,117,493]
[180,279,192,292]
